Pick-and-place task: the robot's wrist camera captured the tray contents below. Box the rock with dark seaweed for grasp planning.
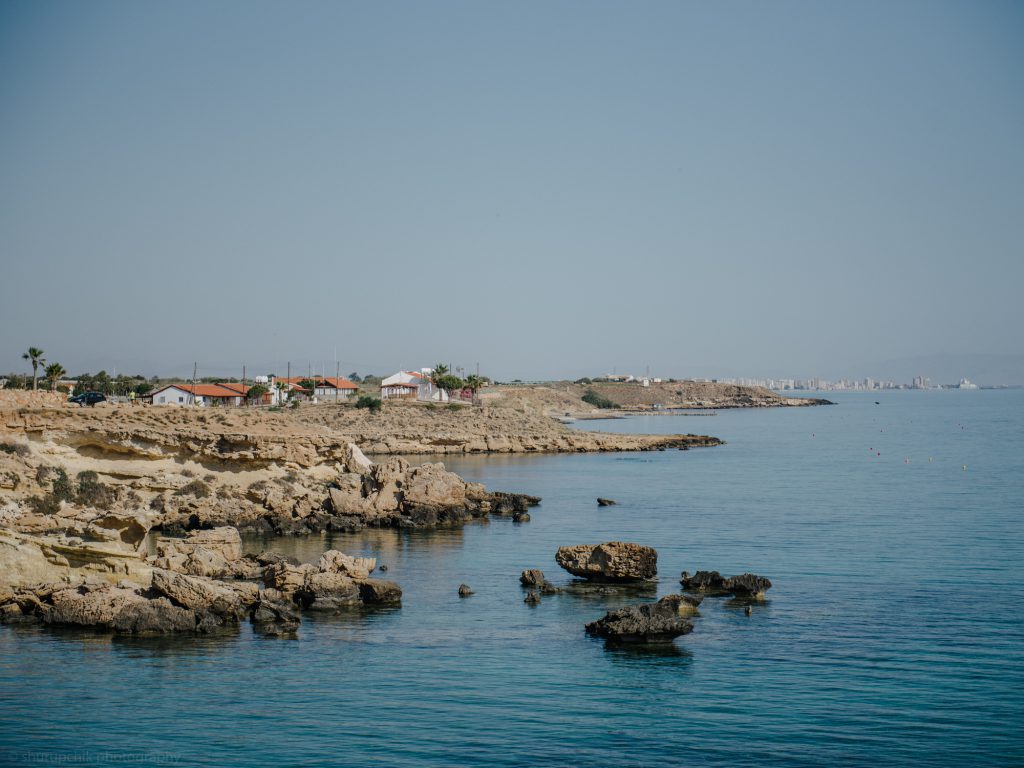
[680,570,772,599]
[585,595,699,644]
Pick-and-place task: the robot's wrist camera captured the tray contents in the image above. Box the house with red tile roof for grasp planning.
[149,383,245,406]
[380,369,447,402]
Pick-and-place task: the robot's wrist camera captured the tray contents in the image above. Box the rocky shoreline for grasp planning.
[0,522,402,636]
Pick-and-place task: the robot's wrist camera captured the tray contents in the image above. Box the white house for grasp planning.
[380,369,448,402]
[150,383,244,407]
[310,376,358,399]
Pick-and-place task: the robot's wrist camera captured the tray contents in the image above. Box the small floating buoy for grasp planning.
[963,465,968,471]
[929,457,933,462]
[904,458,910,464]
[744,606,752,616]
[877,452,881,456]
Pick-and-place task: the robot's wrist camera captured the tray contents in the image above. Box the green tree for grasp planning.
[298,378,316,392]
[22,347,45,391]
[434,374,464,397]
[44,362,66,392]
[246,384,269,404]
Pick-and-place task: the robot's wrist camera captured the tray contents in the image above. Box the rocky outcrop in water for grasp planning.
[680,570,772,599]
[153,527,261,579]
[555,542,657,582]
[0,513,403,634]
[519,568,559,593]
[585,594,702,643]
[263,549,402,610]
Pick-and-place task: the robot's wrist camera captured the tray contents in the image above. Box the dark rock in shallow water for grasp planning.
[723,573,772,599]
[458,584,474,597]
[512,511,530,523]
[585,595,700,644]
[489,491,542,516]
[357,579,403,605]
[39,584,207,635]
[524,591,541,605]
[519,568,559,593]
[250,598,300,635]
[294,572,361,611]
[680,570,772,599]
[556,542,657,582]
[596,498,617,506]
[520,569,546,586]
[679,570,729,595]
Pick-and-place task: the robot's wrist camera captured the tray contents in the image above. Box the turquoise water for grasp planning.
[1,391,1022,766]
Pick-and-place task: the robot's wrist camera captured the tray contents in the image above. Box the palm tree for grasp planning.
[465,374,486,400]
[44,362,66,392]
[22,347,45,391]
[431,363,450,400]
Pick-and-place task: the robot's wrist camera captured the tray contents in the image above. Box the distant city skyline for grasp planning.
[2,2,1022,382]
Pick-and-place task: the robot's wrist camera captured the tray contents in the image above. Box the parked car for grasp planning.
[69,392,107,407]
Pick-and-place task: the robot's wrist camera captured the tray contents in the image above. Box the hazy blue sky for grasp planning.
[1,0,1022,382]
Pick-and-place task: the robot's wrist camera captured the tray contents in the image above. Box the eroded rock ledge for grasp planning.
[0,520,402,636]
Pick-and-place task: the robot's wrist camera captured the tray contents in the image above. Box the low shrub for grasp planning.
[26,494,61,516]
[581,389,619,409]
[49,468,75,503]
[0,442,29,457]
[355,395,382,413]
[175,479,211,498]
[76,470,115,509]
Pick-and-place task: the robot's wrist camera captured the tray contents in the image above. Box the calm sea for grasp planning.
[1,391,1022,767]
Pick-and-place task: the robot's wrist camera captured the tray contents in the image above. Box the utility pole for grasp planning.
[191,362,198,406]
[335,360,340,404]
[287,361,291,405]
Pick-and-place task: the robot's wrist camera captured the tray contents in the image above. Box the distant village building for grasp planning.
[149,383,245,407]
[272,376,357,402]
[380,369,448,402]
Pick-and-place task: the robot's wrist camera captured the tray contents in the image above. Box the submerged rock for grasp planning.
[524,591,541,605]
[596,498,617,506]
[458,584,474,597]
[555,542,657,582]
[585,595,699,644]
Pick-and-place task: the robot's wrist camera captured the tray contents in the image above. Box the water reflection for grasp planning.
[559,580,659,603]
[241,523,479,566]
[600,638,695,664]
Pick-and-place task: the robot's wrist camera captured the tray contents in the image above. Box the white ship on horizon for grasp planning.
[958,378,979,390]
